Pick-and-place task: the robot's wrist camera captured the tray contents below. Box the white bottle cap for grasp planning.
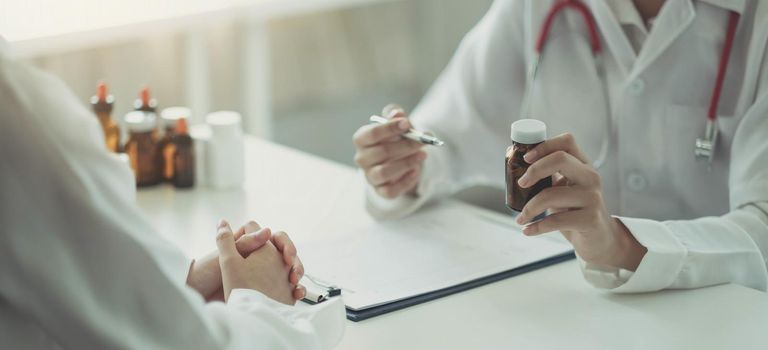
[206,111,242,127]
[161,107,190,127]
[206,111,242,139]
[510,119,547,144]
[124,111,157,132]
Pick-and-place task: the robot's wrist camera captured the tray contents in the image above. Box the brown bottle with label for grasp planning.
[90,82,120,152]
[171,118,195,188]
[158,107,190,182]
[505,119,551,218]
[124,111,161,187]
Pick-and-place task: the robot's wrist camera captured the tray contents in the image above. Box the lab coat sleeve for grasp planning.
[0,44,345,349]
[366,0,528,219]
[580,92,768,293]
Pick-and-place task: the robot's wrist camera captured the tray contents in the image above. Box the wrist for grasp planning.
[610,218,647,271]
[187,251,223,298]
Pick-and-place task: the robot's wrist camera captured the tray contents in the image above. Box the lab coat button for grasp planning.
[628,79,645,96]
[626,172,647,192]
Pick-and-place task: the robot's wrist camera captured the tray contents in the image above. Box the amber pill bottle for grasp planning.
[158,107,190,182]
[125,111,161,187]
[171,118,195,188]
[505,119,551,214]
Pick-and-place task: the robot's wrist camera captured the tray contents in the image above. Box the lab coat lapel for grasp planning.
[588,0,637,76]
[629,0,695,81]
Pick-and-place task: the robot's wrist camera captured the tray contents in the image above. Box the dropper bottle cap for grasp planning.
[97,82,107,101]
[134,86,158,111]
[91,81,114,106]
[175,118,189,135]
[161,107,191,128]
[125,111,156,132]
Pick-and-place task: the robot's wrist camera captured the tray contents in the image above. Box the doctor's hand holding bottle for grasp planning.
[511,133,648,271]
[353,105,427,199]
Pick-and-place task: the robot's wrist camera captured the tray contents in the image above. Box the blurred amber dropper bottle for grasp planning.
[171,118,195,188]
[90,82,121,152]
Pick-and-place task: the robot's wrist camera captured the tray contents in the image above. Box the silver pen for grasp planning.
[369,115,445,146]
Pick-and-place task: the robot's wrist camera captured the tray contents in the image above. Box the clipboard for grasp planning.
[344,251,574,321]
[302,275,343,305]
[299,201,575,322]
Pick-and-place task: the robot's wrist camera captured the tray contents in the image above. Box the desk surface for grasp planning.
[137,137,768,350]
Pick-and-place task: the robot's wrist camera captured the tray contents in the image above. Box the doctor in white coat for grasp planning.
[353,0,768,292]
[0,37,345,348]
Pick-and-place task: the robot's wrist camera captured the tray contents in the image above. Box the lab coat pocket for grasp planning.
[664,104,731,216]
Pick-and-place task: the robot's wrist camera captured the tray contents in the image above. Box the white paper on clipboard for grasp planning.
[298,200,573,311]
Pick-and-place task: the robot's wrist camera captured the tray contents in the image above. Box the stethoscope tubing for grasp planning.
[522,0,740,169]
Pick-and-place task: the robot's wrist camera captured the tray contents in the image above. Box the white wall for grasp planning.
[24,0,494,165]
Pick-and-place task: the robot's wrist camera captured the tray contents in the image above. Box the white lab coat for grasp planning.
[0,39,345,348]
[367,0,768,293]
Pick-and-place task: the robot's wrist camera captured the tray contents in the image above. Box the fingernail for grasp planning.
[256,227,271,238]
[388,109,400,119]
[518,173,529,187]
[516,214,525,225]
[398,119,410,130]
[217,219,227,229]
[522,224,535,236]
[524,150,537,162]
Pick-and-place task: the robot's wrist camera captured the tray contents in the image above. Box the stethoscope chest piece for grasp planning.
[694,119,718,167]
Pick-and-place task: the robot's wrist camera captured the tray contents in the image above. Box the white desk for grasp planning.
[137,137,768,350]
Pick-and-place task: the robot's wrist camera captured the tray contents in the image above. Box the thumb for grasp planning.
[382,103,407,119]
[215,220,239,260]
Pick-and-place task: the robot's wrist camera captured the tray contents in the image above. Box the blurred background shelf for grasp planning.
[3,0,493,166]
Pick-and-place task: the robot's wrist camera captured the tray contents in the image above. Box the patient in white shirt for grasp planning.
[0,37,345,349]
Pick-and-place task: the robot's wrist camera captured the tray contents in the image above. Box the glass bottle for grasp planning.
[171,118,195,188]
[158,107,190,182]
[124,111,161,187]
[505,119,551,216]
[90,82,120,152]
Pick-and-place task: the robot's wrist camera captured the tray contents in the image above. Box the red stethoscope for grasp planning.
[522,0,740,168]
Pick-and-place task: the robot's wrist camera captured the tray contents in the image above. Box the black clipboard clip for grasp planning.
[302,274,342,305]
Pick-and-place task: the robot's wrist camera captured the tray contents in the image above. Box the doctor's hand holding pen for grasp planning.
[513,133,648,271]
[186,220,306,305]
[353,104,427,199]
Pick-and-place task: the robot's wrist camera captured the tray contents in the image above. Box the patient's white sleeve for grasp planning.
[0,38,345,349]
